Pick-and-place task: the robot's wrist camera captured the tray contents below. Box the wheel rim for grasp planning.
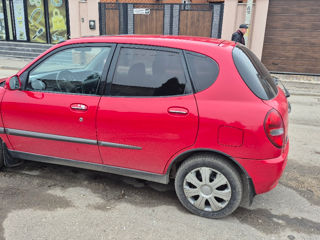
[183,167,232,212]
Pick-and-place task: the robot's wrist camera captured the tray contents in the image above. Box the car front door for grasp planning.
[2,44,114,163]
[96,45,198,173]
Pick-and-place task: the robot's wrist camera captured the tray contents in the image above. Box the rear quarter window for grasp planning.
[232,45,278,100]
[185,52,219,93]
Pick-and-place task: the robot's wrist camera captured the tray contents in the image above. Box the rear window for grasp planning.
[185,52,219,93]
[232,45,278,100]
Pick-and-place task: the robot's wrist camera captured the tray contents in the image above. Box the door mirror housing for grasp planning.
[6,75,21,90]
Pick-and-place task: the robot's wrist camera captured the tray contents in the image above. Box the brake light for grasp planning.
[264,109,285,148]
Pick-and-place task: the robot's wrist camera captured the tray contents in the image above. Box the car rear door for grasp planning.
[96,45,198,173]
[1,44,115,163]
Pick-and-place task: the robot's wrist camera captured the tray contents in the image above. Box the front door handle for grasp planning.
[168,107,189,115]
[70,103,88,111]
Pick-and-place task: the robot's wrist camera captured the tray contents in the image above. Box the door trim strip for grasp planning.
[98,141,142,150]
[6,128,97,145]
[9,150,168,184]
[5,128,142,150]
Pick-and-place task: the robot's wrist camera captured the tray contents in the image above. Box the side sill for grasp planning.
[9,150,169,184]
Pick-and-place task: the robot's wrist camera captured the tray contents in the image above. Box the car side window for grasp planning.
[110,47,189,97]
[27,46,111,94]
[185,52,219,93]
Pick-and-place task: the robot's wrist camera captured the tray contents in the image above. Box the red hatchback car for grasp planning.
[0,36,289,218]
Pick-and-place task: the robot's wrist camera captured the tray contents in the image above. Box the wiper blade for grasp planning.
[273,77,290,98]
[273,76,279,85]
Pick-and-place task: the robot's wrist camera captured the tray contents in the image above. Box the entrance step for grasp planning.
[0,41,52,60]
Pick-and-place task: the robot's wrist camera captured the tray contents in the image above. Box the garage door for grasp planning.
[262,0,320,74]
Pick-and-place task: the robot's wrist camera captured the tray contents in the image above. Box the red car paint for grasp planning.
[2,91,102,163]
[97,95,198,173]
[0,35,289,196]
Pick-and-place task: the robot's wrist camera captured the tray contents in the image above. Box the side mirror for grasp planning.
[6,75,21,90]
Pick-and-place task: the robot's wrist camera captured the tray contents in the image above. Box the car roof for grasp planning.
[18,35,236,75]
[58,35,236,52]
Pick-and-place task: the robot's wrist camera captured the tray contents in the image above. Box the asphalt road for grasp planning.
[0,68,319,240]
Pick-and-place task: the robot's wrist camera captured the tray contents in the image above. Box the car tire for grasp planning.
[174,153,243,219]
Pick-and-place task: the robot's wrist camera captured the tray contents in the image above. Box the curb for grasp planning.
[282,80,320,85]
[289,92,320,97]
[0,66,21,71]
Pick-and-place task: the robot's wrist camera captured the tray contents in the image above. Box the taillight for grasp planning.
[264,109,285,148]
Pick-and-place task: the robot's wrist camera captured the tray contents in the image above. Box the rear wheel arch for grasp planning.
[167,149,256,206]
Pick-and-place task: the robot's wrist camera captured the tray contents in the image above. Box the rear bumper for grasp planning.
[236,140,289,194]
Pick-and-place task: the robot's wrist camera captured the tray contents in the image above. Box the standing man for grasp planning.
[231,24,248,45]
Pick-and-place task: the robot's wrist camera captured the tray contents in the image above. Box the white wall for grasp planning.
[68,0,100,39]
[221,0,270,59]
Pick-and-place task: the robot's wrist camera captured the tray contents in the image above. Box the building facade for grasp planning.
[0,0,70,44]
[1,0,319,75]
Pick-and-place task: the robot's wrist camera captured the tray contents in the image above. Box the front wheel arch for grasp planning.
[0,139,23,168]
[0,139,4,169]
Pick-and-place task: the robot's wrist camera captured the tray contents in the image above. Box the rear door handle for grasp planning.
[70,103,88,111]
[168,107,189,115]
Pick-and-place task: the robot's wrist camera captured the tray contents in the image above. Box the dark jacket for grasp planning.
[232,30,245,45]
